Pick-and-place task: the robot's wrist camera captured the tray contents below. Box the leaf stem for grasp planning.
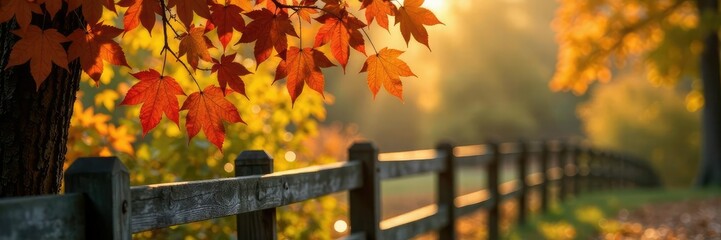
[159,0,202,92]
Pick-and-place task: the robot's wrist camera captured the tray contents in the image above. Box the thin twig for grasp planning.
[159,0,202,92]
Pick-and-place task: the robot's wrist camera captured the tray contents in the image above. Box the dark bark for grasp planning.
[696,0,721,186]
[0,7,83,196]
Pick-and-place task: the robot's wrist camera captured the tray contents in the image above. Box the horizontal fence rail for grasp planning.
[0,140,661,240]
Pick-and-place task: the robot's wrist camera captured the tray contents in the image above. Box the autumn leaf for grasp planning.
[275,47,335,103]
[395,0,442,49]
[360,47,416,100]
[67,0,117,25]
[212,54,251,96]
[0,0,42,30]
[210,3,245,49]
[237,9,298,66]
[6,25,68,90]
[168,0,211,27]
[361,0,396,30]
[37,0,63,19]
[314,11,366,71]
[178,26,214,70]
[295,0,319,23]
[118,0,162,34]
[227,0,253,12]
[181,86,244,151]
[120,69,186,135]
[68,23,130,83]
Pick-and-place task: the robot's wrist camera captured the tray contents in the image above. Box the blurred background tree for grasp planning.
[551,0,720,186]
[578,73,701,187]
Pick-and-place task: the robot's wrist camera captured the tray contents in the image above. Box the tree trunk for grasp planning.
[696,0,721,186]
[0,7,83,197]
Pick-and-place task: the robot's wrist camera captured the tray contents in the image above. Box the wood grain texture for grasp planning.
[130,161,362,233]
[65,157,131,240]
[0,194,85,240]
[349,142,381,240]
[236,150,276,240]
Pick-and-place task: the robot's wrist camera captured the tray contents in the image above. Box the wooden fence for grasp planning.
[0,140,660,240]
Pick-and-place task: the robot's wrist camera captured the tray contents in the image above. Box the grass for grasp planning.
[506,188,721,240]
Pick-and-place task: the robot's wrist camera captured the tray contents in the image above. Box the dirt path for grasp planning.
[602,198,721,239]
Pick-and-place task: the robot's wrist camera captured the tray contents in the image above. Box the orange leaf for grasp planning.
[314,11,366,71]
[212,54,251,96]
[0,0,42,30]
[178,26,214,70]
[237,9,298,66]
[361,0,396,30]
[360,47,416,100]
[168,0,211,27]
[295,0,319,23]
[120,69,186,135]
[6,25,68,90]
[118,0,162,34]
[181,86,244,151]
[67,0,116,25]
[37,0,63,19]
[275,47,335,104]
[68,23,130,83]
[210,3,245,49]
[395,0,442,50]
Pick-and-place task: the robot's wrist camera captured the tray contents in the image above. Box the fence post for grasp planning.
[558,141,568,202]
[572,146,581,196]
[487,142,500,240]
[236,151,276,240]
[539,141,550,213]
[65,157,131,240]
[517,141,528,225]
[349,142,381,240]
[437,142,456,240]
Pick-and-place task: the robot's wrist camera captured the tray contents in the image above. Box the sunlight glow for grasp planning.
[285,151,297,162]
[334,220,348,233]
[423,0,448,12]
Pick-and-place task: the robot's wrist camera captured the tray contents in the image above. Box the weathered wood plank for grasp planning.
[0,194,85,240]
[236,151,276,240]
[349,143,381,240]
[380,204,449,240]
[130,161,362,233]
[436,143,456,240]
[454,190,492,217]
[454,154,492,167]
[378,152,446,180]
[66,157,131,240]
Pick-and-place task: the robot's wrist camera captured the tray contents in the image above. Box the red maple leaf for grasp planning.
[178,26,214,70]
[275,47,335,103]
[210,3,245,49]
[211,54,251,96]
[181,86,244,151]
[6,25,68,90]
[237,9,298,66]
[395,0,443,49]
[118,0,162,34]
[68,23,130,83]
[168,0,211,27]
[314,11,366,71]
[67,0,117,25]
[120,69,186,135]
[361,0,397,30]
[0,0,42,30]
[361,47,416,100]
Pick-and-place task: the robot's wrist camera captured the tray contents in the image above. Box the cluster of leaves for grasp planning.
[0,0,441,150]
[550,0,710,94]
